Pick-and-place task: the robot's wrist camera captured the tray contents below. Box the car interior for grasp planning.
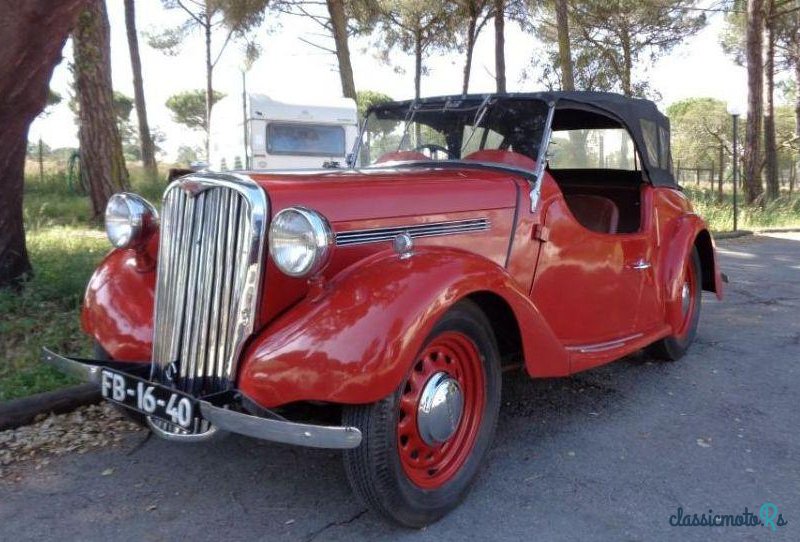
[545,108,646,235]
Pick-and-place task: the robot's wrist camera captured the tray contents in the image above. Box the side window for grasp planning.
[548,128,638,170]
[640,119,659,167]
[658,126,670,169]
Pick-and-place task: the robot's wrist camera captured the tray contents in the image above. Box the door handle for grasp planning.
[629,260,651,270]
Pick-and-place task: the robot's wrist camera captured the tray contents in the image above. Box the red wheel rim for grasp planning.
[396,331,485,489]
[676,259,698,338]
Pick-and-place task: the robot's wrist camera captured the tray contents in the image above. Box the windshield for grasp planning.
[356,97,549,168]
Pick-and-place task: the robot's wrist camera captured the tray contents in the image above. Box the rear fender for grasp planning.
[238,247,568,408]
[659,215,724,332]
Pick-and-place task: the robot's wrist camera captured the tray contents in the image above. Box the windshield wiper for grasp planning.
[460,96,493,155]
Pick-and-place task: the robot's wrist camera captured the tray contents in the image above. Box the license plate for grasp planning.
[100,369,198,429]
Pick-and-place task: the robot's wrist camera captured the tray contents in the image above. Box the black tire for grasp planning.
[93,341,149,428]
[647,248,702,361]
[342,299,502,528]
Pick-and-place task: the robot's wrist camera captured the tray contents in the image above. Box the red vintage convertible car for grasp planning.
[45,91,724,527]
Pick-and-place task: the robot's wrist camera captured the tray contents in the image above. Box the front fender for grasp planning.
[238,247,568,408]
[81,248,154,362]
[659,214,724,333]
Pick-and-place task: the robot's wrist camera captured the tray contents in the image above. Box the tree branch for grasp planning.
[175,0,204,26]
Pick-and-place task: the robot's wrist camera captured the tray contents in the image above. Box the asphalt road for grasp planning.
[2,233,799,541]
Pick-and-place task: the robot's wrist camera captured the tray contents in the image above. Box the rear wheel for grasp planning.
[647,248,702,361]
[342,300,501,527]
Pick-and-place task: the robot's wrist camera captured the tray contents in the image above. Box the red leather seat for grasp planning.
[564,195,620,234]
[464,149,536,170]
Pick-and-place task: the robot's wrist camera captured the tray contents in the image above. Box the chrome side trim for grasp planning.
[565,333,644,354]
[336,218,490,247]
[199,401,363,449]
[530,103,556,212]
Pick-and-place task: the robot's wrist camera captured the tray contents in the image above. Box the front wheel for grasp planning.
[342,300,501,528]
[647,247,702,361]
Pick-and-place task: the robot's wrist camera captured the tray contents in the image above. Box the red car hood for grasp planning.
[248,166,519,222]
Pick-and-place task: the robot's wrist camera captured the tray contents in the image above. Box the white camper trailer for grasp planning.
[209,94,358,171]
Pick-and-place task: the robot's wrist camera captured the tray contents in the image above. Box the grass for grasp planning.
[0,163,166,402]
[2,163,799,401]
[0,228,108,401]
[684,186,800,232]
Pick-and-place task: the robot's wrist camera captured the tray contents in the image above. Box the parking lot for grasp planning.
[1,233,798,541]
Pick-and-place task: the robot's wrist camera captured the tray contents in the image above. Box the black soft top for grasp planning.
[368,91,676,188]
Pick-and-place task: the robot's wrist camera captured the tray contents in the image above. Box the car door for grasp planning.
[529,193,650,348]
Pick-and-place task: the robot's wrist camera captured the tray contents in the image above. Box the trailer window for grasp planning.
[267,123,346,156]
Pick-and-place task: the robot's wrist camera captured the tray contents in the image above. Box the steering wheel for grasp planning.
[413,144,456,159]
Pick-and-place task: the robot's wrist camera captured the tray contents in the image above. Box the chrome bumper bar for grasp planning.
[42,348,362,450]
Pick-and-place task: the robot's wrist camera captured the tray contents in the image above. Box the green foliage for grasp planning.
[356,89,393,119]
[176,145,203,165]
[563,0,707,96]
[112,91,134,121]
[374,0,460,90]
[667,97,798,176]
[685,185,800,232]
[667,97,732,169]
[0,227,107,401]
[165,89,226,131]
[1,166,168,400]
[719,0,745,66]
[149,0,269,63]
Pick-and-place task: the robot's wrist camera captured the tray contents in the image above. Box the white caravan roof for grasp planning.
[247,94,357,125]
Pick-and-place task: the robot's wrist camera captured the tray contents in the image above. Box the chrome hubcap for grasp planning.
[681,281,691,316]
[416,372,463,446]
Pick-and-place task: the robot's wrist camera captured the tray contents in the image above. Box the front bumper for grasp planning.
[42,348,362,449]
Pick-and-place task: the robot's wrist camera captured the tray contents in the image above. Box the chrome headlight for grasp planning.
[269,207,333,277]
[105,193,158,249]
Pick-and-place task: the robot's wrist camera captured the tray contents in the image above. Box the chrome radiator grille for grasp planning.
[151,174,267,398]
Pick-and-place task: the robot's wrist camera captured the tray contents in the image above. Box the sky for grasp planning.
[31,1,751,161]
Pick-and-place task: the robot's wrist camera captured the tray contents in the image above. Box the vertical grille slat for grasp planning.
[150,174,268,436]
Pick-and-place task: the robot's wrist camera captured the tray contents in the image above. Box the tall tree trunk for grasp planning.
[794,56,800,190]
[717,144,725,202]
[414,31,422,100]
[462,12,478,94]
[555,0,574,91]
[494,0,506,93]
[204,11,213,162]
[327,0,356,100]
[0,0,85,287]
[764,0,779,200]
[620,28,632,97]
[744,0,764,203]
[74,0,129,220]
[124,0,157,182]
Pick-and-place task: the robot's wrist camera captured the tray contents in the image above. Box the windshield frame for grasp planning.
[354,96,549,169]
[351,96,555,211]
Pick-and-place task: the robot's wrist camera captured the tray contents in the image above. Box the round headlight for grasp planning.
[269,207,333,278]
[105,193,158,249]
